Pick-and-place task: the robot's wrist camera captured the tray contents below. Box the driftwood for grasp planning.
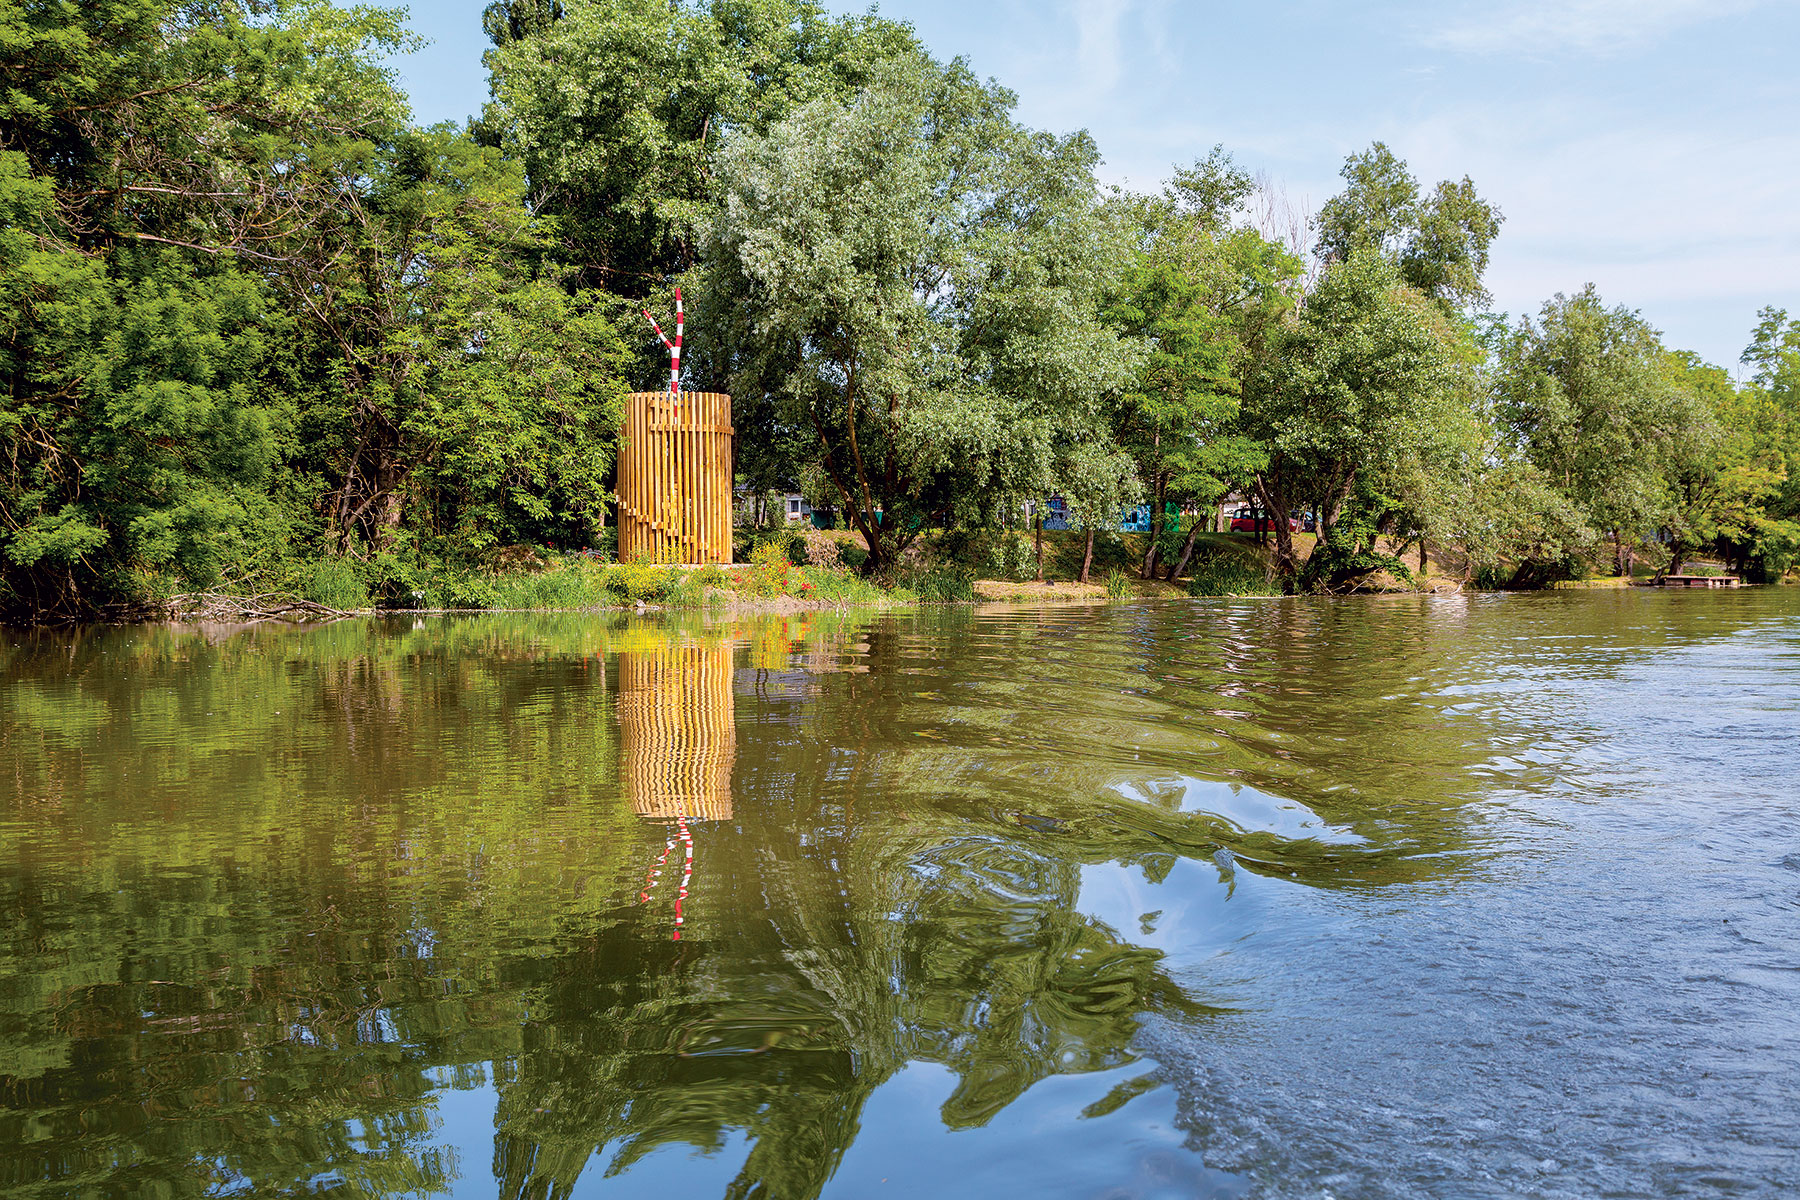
[149,592,352,624]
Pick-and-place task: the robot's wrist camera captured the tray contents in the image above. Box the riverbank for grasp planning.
[27,526,1788,628]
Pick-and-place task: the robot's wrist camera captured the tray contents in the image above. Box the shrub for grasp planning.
[745,539,796,597]
[901,565,976,603]
[1103,568,1133,599]
[305,557,369,611]
[838,542,869,572]
[603,561,677,602]
[988,532,1035,581]
[1185,559,1279,597]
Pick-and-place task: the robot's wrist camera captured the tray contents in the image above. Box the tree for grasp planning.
[0,0,417,618]
[705,57,1138,575]
[1493,287,1704,579]
[477,0,923,295]
[1105,155,1299,579]
[1238,249,1468,587]
[1731,307,1800,577]
[1315,141,1502,311]
[1055,440,1140,584]
[275,125,630,556]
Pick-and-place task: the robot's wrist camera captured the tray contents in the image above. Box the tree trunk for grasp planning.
[1165,521,1202,581]
[1612,530,1626,577]
[1667,541,1686,577]
[1034,511,1045,581]
[1141,481,1165,579]
[1418,537,1428,573]
[1079,526,1094,584]
[1252,476,1297,585]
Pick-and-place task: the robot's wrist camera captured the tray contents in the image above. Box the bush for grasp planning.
[901,565,976,603]
[838,542,869,572]
[592,527,617,563]
[988,532,1035,581]
[1103,568,1133,598]
[1185,559,1278,597]
[744,539,798,597]
[603,561,678,602]
[304,557,369,611]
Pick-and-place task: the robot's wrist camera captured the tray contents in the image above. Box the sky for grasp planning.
[388,0,1800,374]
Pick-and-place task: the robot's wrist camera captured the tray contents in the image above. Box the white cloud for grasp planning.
[1429,0,1765,56]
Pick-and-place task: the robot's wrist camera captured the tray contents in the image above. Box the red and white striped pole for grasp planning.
[642,287,683,399]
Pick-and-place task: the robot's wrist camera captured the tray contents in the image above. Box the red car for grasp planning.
[1229,507,1300,533]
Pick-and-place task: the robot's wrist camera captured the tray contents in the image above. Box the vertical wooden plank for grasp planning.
[631,391,642,562]
[711,393,724,563]
[656,393,666,562]
[621,392,634,562]
[698,394,705,564]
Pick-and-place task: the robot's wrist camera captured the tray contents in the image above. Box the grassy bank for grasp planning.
[121,526,1788,627]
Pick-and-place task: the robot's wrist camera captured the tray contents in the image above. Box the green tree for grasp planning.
[0,0,415,618]
[706,57,1139,574]
[1315,141,1502,311]
[1493,287,1707,579]
[1238,249,1468,587]
[1106,153,1300,579]
[477,0,922,294]
[274,125,630,556]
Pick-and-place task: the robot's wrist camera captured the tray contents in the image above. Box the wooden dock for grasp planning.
[1654,574,1742,588]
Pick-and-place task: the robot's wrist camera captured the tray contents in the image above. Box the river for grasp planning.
[2,590,1796,1199]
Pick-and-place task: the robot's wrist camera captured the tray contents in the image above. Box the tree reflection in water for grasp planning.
[493,622,1202,1200]
[0,606,1491,1199]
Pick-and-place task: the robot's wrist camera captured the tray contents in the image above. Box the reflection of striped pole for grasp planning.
[672,815,693,940]
[640,833,675,904]
[641,288,683,397]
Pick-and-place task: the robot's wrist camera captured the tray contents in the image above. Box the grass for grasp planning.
[1185,557,1281,596]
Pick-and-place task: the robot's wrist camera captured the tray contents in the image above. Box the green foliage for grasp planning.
[304,558,370,611]
[1104,569,1134,598]
[604,561,680,603]
[988,533,1036,581]
[900,565,977,603]
[476,0,921,299]
[1185,558,1278,596]
[706,53,1139,574]
[1315,142,1503,310]
[1104,158,1295,576]
[1240,244,1471,586]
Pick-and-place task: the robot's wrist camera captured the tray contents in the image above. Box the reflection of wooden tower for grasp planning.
[616,392,733,564]
[617,641,735,821]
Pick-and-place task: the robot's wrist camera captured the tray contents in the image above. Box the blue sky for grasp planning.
[389,0,1799,373]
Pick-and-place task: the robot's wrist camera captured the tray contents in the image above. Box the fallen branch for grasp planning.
[157,592,353,623]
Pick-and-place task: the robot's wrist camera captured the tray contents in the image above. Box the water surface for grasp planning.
[2,591,1796,1198]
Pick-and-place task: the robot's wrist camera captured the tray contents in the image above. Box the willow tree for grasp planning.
[706,56,1138,575]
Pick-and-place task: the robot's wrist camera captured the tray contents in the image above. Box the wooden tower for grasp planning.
[616,391,733,564]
